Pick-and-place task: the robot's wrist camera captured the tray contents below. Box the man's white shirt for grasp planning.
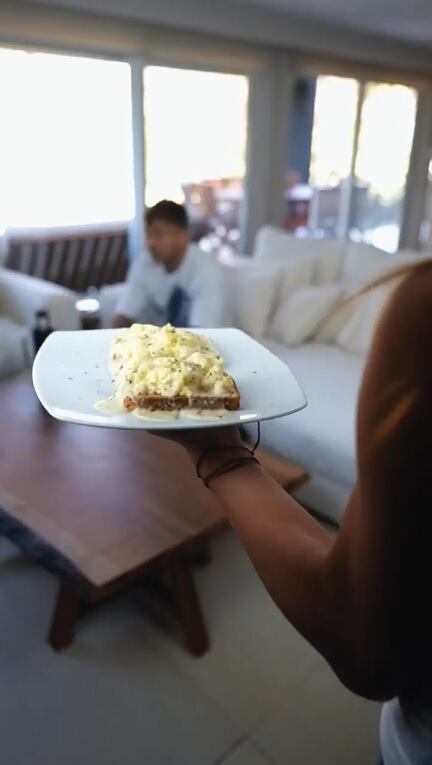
[116,245,226,327]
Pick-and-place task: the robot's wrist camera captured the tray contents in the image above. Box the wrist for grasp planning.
[196,446,251,475]
[195,443,261,489]
[185,436,244,464]
[205,456,261,490]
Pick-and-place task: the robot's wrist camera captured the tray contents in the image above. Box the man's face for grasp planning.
[146,220,188,272]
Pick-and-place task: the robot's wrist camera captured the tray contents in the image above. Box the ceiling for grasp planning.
[232,0,432,45]
[231,0,432,49]
[19,0,432,59]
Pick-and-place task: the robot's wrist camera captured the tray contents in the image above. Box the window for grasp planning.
[352,83,417,251]
[309,77,360,190]
[143,66,249,247]
[0,47,134,233]
[307,76,360,240]
[420,158,432,250]
[286,74,417,252]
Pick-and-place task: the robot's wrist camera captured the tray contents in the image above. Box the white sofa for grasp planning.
[248,228,426,524]
[0,268,78,378]
[98,228,427,524]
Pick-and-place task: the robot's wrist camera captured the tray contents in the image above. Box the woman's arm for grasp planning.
[171,262,432,701]
[198,459,337,649]
[186,446,368,693]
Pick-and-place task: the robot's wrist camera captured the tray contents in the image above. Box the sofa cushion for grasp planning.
[336,283,395,356]
[253,226,346,284]
[342,242,422,286]
[313,244,346,285]
[276,258,315,302]
[269,284,344,346]
[254,226,314,262]
[0,318,29,378]
[313,289,356,343]
[259,340,363,488]
[228,265,279,337]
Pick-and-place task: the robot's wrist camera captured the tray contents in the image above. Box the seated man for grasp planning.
[114,200,226,328]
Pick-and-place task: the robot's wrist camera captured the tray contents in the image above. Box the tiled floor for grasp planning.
[0,530,380,764]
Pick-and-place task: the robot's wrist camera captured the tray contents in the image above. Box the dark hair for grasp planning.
[145,200,189,229]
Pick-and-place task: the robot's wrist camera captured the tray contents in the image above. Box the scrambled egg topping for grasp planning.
[110,324,235,399]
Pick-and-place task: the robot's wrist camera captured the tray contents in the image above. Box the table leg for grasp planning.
[48,583,81,651]
[169,557,209,657]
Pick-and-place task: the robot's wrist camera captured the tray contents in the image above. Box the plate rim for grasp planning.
[32,327,308,430]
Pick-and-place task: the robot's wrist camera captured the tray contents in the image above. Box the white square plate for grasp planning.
[32,328,307,430]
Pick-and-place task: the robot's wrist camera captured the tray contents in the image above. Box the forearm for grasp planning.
[206,461,387,695]
[206,459,335,651]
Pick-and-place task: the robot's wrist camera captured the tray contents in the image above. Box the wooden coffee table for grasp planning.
[0,375,308,655]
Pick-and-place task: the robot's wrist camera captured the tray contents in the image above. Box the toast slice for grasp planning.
[123,385,240,412]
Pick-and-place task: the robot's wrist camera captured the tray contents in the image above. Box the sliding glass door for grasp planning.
[351,83,417,251]
[143,66,249,249]
[307,76,360,240]
[287,73,417,251]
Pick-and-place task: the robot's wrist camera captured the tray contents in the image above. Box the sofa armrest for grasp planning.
[0,269,79,330]
[99,283,126,327]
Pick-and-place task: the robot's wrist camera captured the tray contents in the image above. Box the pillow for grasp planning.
[269,284,344,346]
[277,257,315,303]
[227,265,279,338]
[313,243,346,284]
[254,226,301,261]
[342,242,421,286]
[336,284,394,356]
[313,286,356,343]
[253,226,346,284]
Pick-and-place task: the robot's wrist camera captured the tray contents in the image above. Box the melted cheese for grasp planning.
[109,324,236,401]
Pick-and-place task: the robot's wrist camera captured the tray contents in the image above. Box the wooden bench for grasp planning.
[4,228,129,291]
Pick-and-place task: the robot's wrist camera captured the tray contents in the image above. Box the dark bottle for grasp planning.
[33,309,53,355]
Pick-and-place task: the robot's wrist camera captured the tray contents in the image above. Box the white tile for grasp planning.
[0,541,240,765]
[142,531,319,729]
[0,545,57,668]
[0,618,240,765]
[219,739,274,765]
[0,527,380,765]
[253,656,381,765]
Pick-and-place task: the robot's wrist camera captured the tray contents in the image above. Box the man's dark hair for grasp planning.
[145,200,189,229]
